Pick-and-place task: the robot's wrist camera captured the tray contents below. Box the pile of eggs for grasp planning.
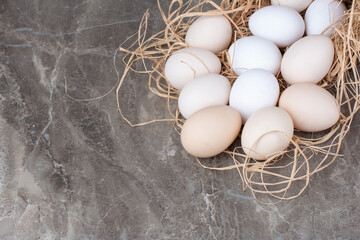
[164,0,347,160]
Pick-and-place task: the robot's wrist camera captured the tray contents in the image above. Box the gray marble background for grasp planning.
[0,0,359,239]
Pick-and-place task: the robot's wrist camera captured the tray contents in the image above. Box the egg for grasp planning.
[229,69,280,122]
[279,83,340,132]
[228,36,282,76]
[185,15,232,53]
[179,74,231,119]
[249,6,305,48]
[241,107,294,160]
[281,35,334,85]
[164,47,221,90]
[181,105,242,158]
[305,0,347,36]
[271,0,313,12]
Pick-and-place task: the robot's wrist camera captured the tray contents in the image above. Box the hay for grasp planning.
[113,0,360,202]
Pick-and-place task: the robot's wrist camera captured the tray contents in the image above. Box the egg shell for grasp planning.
[229,69,280,122]
[249,6,305,48]
[181,105,242,158]
[241,107,294,160]
[228,36,282,76]
[164,48,221,90]
[281,35,334,85]
[185,15,232,53]
[271,0,313,12]
[279,83,340,132]
[305,0,347,36]
[179,74,231,119]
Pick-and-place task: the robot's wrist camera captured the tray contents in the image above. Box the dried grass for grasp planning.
[69,0,360,202]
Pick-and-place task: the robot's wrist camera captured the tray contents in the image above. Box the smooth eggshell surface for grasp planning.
[179,74,231,119]
[228,36,282,76]
[164,48,221,90]
[271,0,313,12]
[305,0,347,36]
[229,69,280,122]
[181,105,242,158]
[249,6,305,48]
[281,35,334,85]
[241,107,294,160]
[185,15,232,53]
[279,83,340,132]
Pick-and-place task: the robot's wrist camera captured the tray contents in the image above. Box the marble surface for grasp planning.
[0,0,359,239]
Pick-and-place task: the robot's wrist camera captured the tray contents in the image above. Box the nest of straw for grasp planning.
[114,0,360,202]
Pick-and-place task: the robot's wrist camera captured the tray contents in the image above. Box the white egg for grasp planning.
[185,15,232,53]
[164,48,221,90]
[179,74,231,119]
[229,69,280,123]
[249,6,305,48]
[228,36,282,76]
[271,0,313,12]
[305,0,347,36]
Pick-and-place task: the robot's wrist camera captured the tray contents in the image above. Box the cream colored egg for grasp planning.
[179,74,231,119]
[164,48,221,90]
[271,0,313,12]
[181,105,242,158]
[241,107,294,160]
[279,83,340,132]
[185,15,232,53]
[281,35,334,85]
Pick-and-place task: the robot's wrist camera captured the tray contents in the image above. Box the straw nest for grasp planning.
[93,0,359,202]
